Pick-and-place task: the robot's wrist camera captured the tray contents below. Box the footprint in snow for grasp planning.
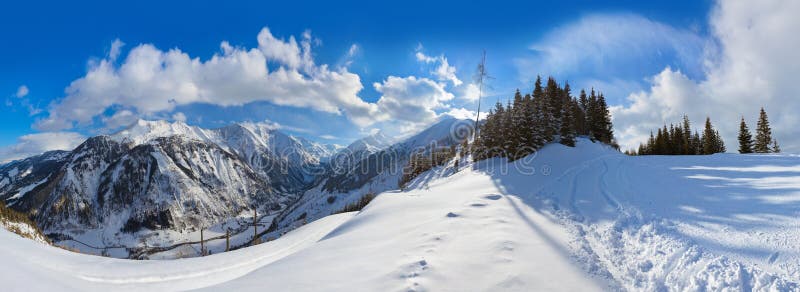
[446,212,460,218]
[469,201,488,207]
[484,194,502,200]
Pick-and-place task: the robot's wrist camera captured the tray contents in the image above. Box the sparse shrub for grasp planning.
[335,193,377,214]
[0,201,48,243]
[400,148,455,187]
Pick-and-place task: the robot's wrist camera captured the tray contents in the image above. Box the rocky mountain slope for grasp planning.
[0,120,340,257]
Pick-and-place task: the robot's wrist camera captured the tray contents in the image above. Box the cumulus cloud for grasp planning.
[612,0,800,153]
[15,85,29,98]
[171,112,187,122]
[415,48,462,86]
[0,132,86,163]
[516,13,707,100]
[374,76,454,123]
[34,27,379,131]
[459,83,481,102]
[101,109,139,130]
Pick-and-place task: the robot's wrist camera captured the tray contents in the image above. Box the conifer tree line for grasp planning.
[634,115,725,155]
[738,107,780,154]
[472,76,616,161]
[632,107,781,156]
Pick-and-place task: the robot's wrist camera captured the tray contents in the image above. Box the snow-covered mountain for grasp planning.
[274,117,470,231]
[0,150,70,207]
[0,118,472,258]
[0,119,343,257]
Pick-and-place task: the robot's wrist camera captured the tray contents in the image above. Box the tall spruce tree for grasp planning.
[560,101,577,147]
[503,100,514,156]
[715,130,726,153]
[544,77,561,138]
[586,89,598,141]
[509,90,526,158]
[577,90,589,135]
[754,107,773,153]
[702,117,724,154]
[737,117,754,154]
[596,93,614,144]
[693,131,702,155]
[682,115,692,154]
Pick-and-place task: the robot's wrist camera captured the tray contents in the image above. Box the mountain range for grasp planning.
[0,117,467,257]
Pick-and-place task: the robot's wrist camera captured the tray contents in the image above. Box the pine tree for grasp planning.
[523,93,544,150]
[503,99,514,157]
[543,77,561,139]
[702,117,716,155]
[771,139,781,153]
[715,130,726,153]
[637,143,646,155]
[754,107,772,153]
[682,115,692,154]
[646,132,656,155]
[693,131,702,155]
[576,90,588,135]
[596,93,614,144]
[737,117,754,154]
[560,100,576,147]
[586,89,598,141]
[509,89,526,158]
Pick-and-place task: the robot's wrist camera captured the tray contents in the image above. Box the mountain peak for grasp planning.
[111,119,214,145]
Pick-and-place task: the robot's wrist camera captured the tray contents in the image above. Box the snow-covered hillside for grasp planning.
[2,138,797,290]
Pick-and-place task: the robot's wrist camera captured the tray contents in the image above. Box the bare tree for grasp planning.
[473,50,492,141]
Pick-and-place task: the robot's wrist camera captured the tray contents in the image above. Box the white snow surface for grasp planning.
[2,138,799,291]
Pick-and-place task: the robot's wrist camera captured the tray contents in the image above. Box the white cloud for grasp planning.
[612,0,800,153]
[0,132,86,163]
[515,13,707,91]
[370,76,455,135]
[460,83,481,102]
[35,27,380,131]
[340,44,360,68]
[415,48,462,86]
[347,44,359,58]
[101,110,139,130]
[374,76,454,123]
[610,68,703,149]
[171,112,187,122]
[109,39,125,61]
[442,107,487,121]
[15,85,29,98]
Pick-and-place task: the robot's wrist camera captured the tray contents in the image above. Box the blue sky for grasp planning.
[3,0,798,161]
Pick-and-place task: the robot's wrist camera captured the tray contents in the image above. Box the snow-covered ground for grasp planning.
[1,139,799,291]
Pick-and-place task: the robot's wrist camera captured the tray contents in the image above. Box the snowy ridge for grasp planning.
[111,120,219,146]
[274,117,468,231]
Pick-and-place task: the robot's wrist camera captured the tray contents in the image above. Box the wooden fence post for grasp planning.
[200,228,204,256]
[226,229,230,252]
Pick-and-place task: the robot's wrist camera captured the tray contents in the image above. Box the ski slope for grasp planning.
[2,139,799,291]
